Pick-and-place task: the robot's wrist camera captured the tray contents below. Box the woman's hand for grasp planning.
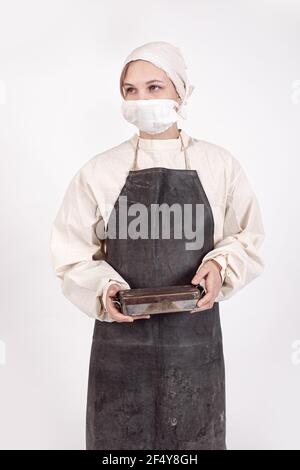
[105,283,151,322]
[190,259,223,312]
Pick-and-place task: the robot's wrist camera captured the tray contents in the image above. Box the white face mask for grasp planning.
[121,98,181,135]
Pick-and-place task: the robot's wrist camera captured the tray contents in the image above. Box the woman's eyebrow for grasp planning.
[123,79,165,86]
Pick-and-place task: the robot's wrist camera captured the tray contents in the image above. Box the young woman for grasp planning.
[50,41,265,450]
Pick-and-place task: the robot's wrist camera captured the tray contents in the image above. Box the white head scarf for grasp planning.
[119,41,195,119]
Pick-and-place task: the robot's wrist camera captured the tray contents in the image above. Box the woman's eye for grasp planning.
[149,85,161,91]
[124,85,162,95]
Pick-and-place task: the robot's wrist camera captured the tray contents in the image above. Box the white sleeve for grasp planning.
[196,155,265,301]
[50,167,130,322]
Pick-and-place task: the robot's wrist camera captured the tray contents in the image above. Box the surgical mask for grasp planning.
[121,98,181,135]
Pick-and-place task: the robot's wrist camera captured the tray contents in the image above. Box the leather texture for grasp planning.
[86,167,226,450]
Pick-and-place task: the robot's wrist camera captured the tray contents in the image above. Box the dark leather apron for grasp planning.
[86,133,226,450]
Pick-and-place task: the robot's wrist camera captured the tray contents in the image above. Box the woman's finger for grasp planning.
[108,298,150,322]
[107,297,134,322]
[132,315,151,320]
[197,290,213,308]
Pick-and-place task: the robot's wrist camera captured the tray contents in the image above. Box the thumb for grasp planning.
[191,264,209,284]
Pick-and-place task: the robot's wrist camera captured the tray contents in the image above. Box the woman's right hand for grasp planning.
[105,283,151,323]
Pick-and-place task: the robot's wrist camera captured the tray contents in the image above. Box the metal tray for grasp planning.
[112,284,206,316]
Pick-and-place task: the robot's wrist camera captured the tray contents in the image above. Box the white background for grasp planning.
[0,0,299,450]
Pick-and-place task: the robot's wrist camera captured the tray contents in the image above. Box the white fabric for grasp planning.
[121,98,182,134]
[119,41,195,119]
[50,129,265,322]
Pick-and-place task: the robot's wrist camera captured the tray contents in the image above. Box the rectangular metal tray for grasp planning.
[113,284,206,316]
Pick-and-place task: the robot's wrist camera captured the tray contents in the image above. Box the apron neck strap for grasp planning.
[131,131,191,171]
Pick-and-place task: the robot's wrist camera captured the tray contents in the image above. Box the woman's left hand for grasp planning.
[190,259,223,312]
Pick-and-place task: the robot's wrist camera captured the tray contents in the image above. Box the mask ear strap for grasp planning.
[179,132,191,170]
[131,136,140,171]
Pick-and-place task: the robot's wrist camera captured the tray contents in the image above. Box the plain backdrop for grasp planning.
[0,0,299,450]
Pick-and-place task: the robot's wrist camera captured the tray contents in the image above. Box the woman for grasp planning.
[50,41,265,450]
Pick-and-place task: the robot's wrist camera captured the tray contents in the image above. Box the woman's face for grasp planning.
[122,60,181,105]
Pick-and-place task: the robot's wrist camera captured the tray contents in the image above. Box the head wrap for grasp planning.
[119,41,195,119]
